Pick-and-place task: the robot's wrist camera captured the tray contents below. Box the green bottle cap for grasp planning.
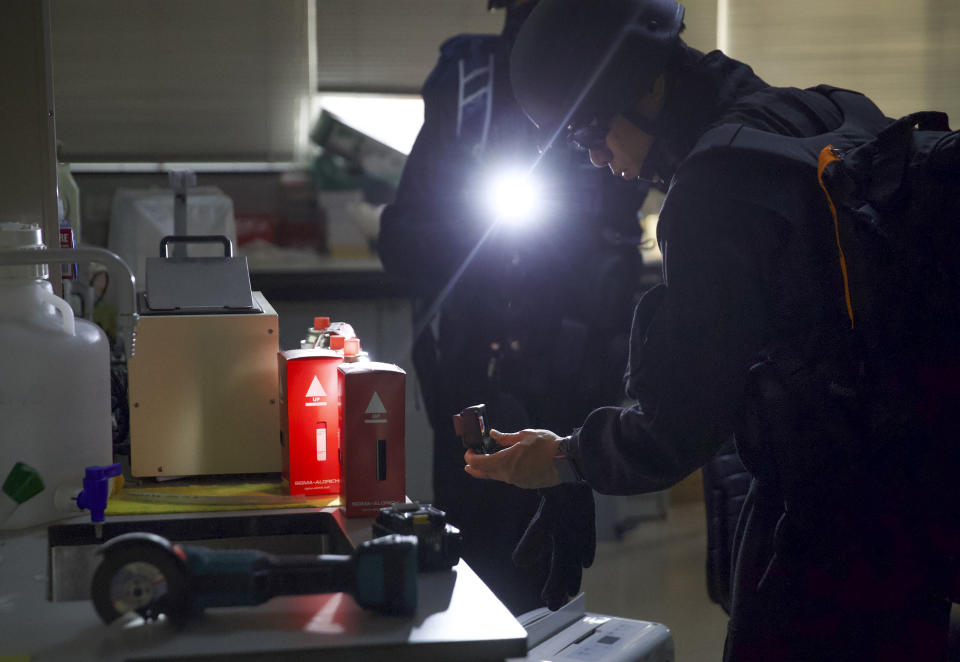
[2,462,45,505]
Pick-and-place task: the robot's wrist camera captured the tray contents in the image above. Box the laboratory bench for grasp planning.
[0,505,527,662]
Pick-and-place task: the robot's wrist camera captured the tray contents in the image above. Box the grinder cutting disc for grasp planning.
[91,534,191,624]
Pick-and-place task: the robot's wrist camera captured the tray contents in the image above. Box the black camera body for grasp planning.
[373,502,463,571]
[452,403,504,454]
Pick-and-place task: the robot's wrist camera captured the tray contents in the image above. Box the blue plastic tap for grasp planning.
[76,463,123,528]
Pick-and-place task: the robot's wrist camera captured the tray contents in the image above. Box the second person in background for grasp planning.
[378,0,649,614]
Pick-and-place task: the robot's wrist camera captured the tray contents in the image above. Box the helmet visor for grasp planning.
[569,120,610,152]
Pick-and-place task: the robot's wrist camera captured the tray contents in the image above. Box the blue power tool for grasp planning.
[91,531,418,624]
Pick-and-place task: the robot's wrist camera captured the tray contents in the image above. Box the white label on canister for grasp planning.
[306,376,327,407]
[316,423,327,461]
[363,392,387,424]
[365,392,386,414]
[306,376,326,398]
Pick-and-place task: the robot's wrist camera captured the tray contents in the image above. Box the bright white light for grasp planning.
[486,170,541,224]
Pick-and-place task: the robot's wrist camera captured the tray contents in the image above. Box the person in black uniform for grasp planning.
[463,0,956,658]
[378,0,648,615]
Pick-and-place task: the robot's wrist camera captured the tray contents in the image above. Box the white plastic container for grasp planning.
[0,222,111,529]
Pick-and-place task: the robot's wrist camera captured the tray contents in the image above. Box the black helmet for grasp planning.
[510,0,685,151]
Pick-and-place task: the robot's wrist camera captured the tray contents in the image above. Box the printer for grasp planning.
[512,594,674,662]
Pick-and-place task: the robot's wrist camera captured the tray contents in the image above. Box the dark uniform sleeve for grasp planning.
[378,40,495,295]
[566,181,785,495]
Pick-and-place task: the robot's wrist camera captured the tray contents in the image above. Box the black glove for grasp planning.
[512,482,596,610]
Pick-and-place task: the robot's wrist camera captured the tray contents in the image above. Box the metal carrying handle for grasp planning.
[0,247,137,358]
[159,235,233,259]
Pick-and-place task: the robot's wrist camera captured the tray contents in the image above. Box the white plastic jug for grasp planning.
[0,223,111,529]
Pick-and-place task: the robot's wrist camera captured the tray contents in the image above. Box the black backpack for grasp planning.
[696,86,960,597]
[693,86,960,365]
[820,107,960,370]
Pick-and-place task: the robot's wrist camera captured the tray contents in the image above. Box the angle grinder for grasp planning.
[90,531,418,624]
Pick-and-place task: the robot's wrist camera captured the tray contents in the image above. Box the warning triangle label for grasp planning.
[306,376,326,398]
[365,392,387,414]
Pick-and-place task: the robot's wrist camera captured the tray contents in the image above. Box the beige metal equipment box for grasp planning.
[129,291,281,477]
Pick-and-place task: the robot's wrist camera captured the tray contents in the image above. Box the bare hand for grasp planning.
[464,428,563,489]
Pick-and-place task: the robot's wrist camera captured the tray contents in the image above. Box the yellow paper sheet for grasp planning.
[106,482,340,515]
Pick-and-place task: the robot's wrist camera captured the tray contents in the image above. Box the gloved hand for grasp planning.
[512,482,596,610]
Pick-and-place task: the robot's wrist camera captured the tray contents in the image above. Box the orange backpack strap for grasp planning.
[817,145,855,329]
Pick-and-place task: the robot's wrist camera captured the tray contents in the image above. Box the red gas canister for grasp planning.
[278,348,343,495]
[338,362,406,517]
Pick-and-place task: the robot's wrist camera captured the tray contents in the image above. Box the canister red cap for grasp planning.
[313,316,331,330]
[344,337,360,356]
[329,335,346,350]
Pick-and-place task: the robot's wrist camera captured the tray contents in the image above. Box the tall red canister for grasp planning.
[338,361,405,517]
[278,348,343,495]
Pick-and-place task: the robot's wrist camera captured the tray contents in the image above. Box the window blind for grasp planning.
[50,0,311,162]
[677,0,718,55]
[315,0,502,93]
[723,0,960,121]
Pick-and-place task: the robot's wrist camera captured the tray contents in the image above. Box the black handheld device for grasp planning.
[452,404,504,454]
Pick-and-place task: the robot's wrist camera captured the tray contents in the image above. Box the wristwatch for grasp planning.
[553,435,586,484]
